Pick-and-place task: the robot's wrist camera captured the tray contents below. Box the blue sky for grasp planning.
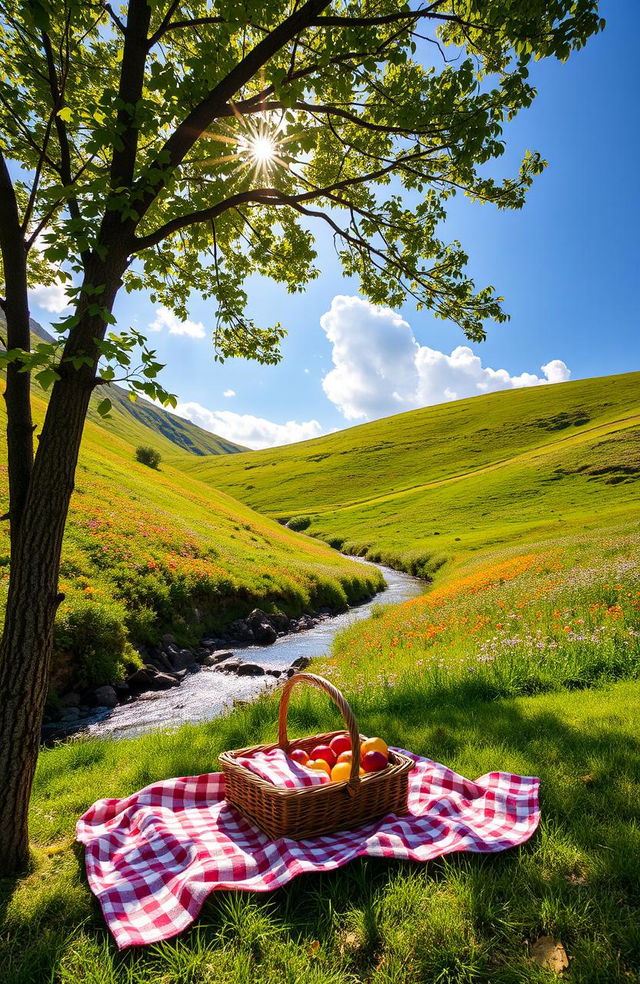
[30,0,640,449]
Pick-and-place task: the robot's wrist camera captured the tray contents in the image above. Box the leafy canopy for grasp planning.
[0,0,603,400]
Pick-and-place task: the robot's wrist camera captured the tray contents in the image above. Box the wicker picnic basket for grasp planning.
[220,672,414,840]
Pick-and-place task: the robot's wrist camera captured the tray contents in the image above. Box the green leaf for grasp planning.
[96,398,112,417]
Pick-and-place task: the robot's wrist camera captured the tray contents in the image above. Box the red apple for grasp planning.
[329,733,351,757]
[361,750,388,773]
[289,748,309,766]
[311,744,337,768]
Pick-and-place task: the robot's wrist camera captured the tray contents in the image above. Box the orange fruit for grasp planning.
[307,759,331,776]
[337,750,353,764]
[330,761,352,783]
[360,737,388,760]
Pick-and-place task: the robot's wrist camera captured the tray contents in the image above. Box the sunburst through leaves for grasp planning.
[198,106,297,183]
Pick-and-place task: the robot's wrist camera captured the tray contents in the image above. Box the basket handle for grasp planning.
[278,672,361,792]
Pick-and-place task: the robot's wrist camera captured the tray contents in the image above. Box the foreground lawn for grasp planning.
[1,678,638,984]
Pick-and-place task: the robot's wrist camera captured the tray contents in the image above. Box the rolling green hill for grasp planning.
[2,313,245,457]
[0,384,382,694]
[178,372,640,574]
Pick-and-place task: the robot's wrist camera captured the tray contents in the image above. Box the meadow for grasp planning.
[1,375,639,982]
[1,519,639,983]
[181,373,640,575]
[0,385,382,696]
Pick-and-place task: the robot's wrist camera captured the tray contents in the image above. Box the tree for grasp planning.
[0,0,602,876]
[135,445,161,469]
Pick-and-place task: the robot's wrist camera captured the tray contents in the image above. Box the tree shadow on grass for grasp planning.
[3,685,639,983]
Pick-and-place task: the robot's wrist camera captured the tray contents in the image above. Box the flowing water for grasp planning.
[83,560,425,740]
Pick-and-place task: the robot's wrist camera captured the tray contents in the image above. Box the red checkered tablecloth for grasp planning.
[76,751,540,949]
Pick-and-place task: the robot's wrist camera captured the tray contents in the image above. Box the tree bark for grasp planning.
[0,152,34,549]
[0,254,126,876]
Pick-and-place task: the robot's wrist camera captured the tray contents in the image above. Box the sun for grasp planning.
[197,107,298,182]
[245,135,277,164]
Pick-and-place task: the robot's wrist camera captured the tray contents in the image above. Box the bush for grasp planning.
[53,598,141,691]
[287,515,311,531]
[135,445,161,469]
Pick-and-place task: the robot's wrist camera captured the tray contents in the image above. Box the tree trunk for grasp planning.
[0,258,125,876]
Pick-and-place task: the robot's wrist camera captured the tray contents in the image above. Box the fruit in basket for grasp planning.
[361,750,388,773]
[361,737,389,758]
[330,761,352,783]
[311,744,337,768]
[289,748,310,766]
[307,758,331,776]
[329,733,351,757]
[336,750,353,764]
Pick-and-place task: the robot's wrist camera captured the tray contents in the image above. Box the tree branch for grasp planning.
[131,0,333,223]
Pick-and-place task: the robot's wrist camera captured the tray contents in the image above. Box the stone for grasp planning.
[236,662,266,676]
[253,622,278,645]
[161,633,176,648]
[92,685,118,708]
[149,671,181,690]
[200,652,222,667]
[171,648,197,671]
[270,614,290,632]
[187,662,201,674]
[164,643,181,660]
[266,669,281,678]
[128,666,180,693]
[247,608,269,623]
[114,682,131,701]
[173,669,188,681]
[60,691,81,708]
[148,650,174,673]
[215,657,243,673]
[290,656,310,671]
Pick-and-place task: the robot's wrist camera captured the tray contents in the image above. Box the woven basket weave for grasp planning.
[220,672,413,840]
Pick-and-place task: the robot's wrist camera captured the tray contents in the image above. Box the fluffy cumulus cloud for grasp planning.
[29,282,72,314]
[223,388,236,398]
[174,401,323,450]
[149,305,205,339]
[321,295,571,421]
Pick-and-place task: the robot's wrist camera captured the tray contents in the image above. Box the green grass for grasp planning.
[180,372,640,574]
[0,679,638,983]
[0,386,383,693]
[2,372,639,981]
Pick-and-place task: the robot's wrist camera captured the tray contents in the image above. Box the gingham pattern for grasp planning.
[76,750,540,949]
[234,747,330,787]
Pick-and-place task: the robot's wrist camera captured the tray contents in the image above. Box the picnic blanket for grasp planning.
[76,750,540,949]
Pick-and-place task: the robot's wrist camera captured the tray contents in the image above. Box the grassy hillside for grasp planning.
[88,383,246,457]
[2,313,245,457]
[181,373,640,574]
[0,386,382,694]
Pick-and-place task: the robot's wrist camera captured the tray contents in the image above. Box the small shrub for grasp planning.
[135,445,161,469]
[53,598,141,690]
[287,515,311,532]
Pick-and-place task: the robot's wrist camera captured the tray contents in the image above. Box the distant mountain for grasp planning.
[1,313,245,457]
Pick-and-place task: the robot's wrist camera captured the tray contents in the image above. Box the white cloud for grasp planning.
[320,295,571,421]
[175,401,323,450]
[223,388,236,398]
[149,306,205,339]
[29,283,71,314]
[304,368,310,374]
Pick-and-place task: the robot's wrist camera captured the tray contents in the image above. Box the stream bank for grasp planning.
[46,560,425,742]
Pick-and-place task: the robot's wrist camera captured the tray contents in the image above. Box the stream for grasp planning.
[83,559,425,740]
